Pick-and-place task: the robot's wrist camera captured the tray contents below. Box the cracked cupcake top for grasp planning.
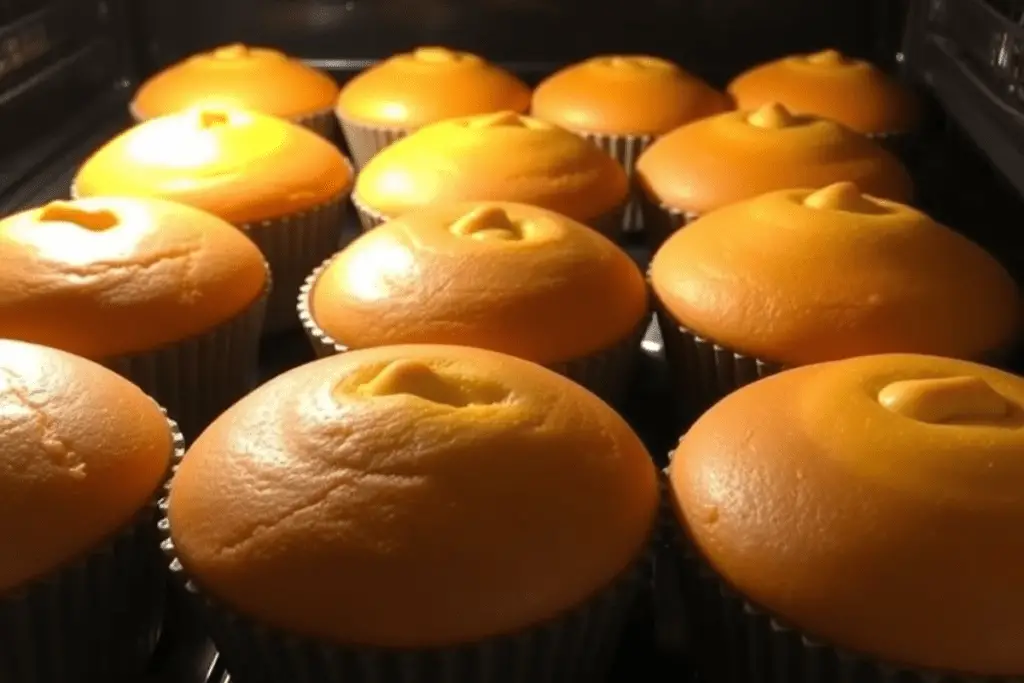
[167,344,658,648]
[0,197,268,358]
[0,340,173,592]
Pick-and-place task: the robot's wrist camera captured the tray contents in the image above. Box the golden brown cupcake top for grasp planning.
[168,344,658,647]
[310,202,647,363]
[635,102,913,215]
[131,44,340,121]
[728,49,920,136]
[650,183,1020,366]
[671,353,1024,675]
[354,111,629,222]
[74,108,353,224]
[532,54,732,136]
[0,340,172,592]
[0,197,268,359]
[337,46,531,128]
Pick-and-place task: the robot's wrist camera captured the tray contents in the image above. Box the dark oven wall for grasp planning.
[0,0,135,209]
[132,0,910,85]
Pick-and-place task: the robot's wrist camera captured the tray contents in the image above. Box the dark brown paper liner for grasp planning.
[352,193,625,241]
[655,305,781,416]
[337,117,409,170]
[577,131,655,236]
[672,530,1003,683]
[102,287,268,442]
[158,512,655,683]
[0,416,184,683]
[640,199,700,250]
[242,195,349,334]
[299,256,646,405]
[129,103,338,143]
[292,108,339,143]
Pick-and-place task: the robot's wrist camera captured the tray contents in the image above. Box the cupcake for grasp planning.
[728,49,920,141]
[298,202,649,404]
[669,353,1024,683]
[336,46,531,169]
[72,108,354,333]
[532,55,732,234]
[635,102,913,246]
[130,44,341,141]
[0,197,268,441]
[161,344,659,683]
[0,339,181,683]
[649,182,1020,416]
[352,111,629,237]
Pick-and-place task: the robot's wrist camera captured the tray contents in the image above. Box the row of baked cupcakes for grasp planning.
[130,43,920,161]
[6,175,1012,446]
[68,97,915,344]
[5,338,1022,683]
[125,44,921,234]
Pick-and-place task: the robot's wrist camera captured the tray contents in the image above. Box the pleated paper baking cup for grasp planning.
[158,514,654,683]
[546,318,646,406]
[578,131,655,236]
[352,193,626,241]
[641,199,700,250]
[655,305,781,417]
[102,288,267,443]
[293,107,340,143]
[337,118,409,170]
[241,195,348,334]
[0,417,184,683]
[129,102,338,143]
[672,534,1004,683]
[299,259,645,406]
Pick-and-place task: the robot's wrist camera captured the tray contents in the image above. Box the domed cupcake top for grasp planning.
[74,108,353,224]
[310,201,648,363]
[635,102,913,214]
[649,183,1020,365]
[337,46,531,127]
[168,344,658,647]
[0,197,268,358]
[131,44,340,120]
[670,353,1024,675]
[532,54,732,135]
[728,49,920,135]
[0,340,173,591]
[354,111,628,221]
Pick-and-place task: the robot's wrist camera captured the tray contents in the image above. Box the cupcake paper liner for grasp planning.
[0,417,185,683]
[670,526,999,683]
[337,118,409,170]
[241,194,349,334]
[655,305,781,417]
[292,107,340,143]
[102,285,268,442]
[351,193,625,241]
[299,257,646,405]
[578,131,655,236]
[158,506,656,683]
[640,199,700,250]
